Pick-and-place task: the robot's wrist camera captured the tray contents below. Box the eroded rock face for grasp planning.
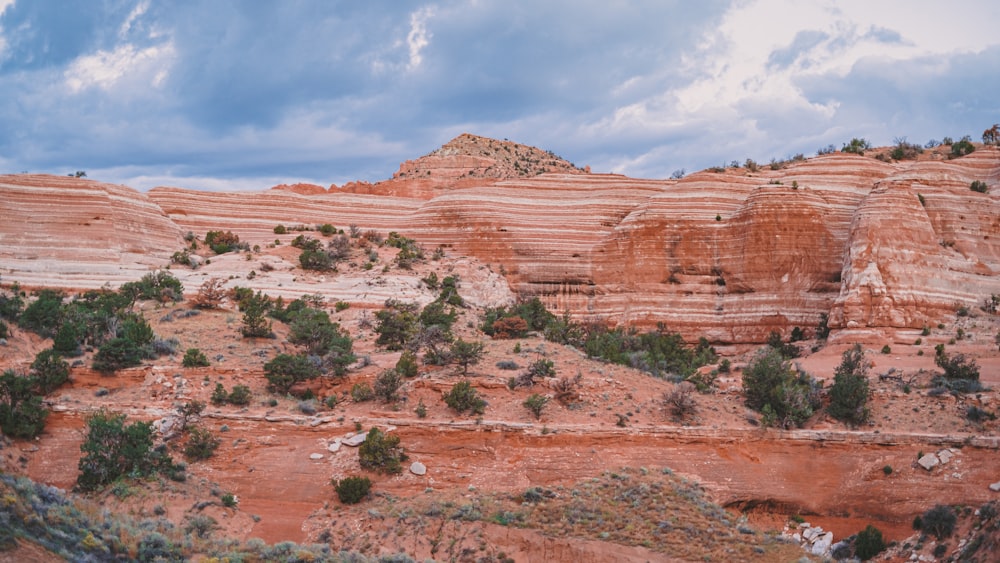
[2,139,999,343]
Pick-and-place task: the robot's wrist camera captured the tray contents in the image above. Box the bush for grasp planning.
[228,385,252,406]
[333,476,372,504]
[374,301,419,350]
[450,339,484,375]
[358,428,405,474]
[239,291,273,338]
[880,344,891,354]
[18,289,64,338]
[274,224,287,234]
[935,352,980,381]
[0,369,49,438]
[527,358,556,379]
[299,249,334,271]
[950,137,975,158]
[120,271,184,302]
[211,383,229,405]
[966,405,996,423]
[496,360,519,371]
[842,137,872,155]
[30,349,69,395]
[350,382,374,402]
[971,180,989,193]
[204,230,241,254]
[523,394,549,420]
[184,426,220,461]
[890,138,923,160]
[396,349,419,378]
[828,344,871,425]
[742,347,820,428]
[664,382,698,421]
[182,348,210,368]
[492,316,529,339]
[920,505,956,540]
[854,524,886,560]
[192,278,227,309]
[444,380,486,415]
[263,354,320,394]
[77,410,174,491]
[92,337,144,373]
[373,369,404,403]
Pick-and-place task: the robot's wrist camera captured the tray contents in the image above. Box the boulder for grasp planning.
[327,440,342,453]
[811,532,833,555]
[410,461,427,476]
[917,453,940,471]
[309,453,324,460]
[989,481,1000,492]
[342,432,368,447]
[937,449,954,464]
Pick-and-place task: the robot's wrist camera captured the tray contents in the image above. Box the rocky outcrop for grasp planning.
[2,138,999,343]
[0,174,184,288]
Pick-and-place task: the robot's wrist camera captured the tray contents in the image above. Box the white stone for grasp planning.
[342,432,368,447]
[309,453,324,460]
[917,453,940,471]
[811,532,833,555]
[792,533,801,543]
[803,528,817,541]
[327,440,341,453]
[410,461,427,475]
[989,481,1000,492]
[937,449,954,464]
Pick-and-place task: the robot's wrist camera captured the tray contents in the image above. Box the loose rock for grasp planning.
[917,453,940,471]
[342,432,368,447]
[410,461,427,476]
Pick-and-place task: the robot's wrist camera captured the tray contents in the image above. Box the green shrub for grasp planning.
[450,339,484,375]
[319,223,336,236]
[0,369,48,438]
[373,369,404,403]
[334,300,350,312]
[854,524,886,560]
[350,382,374,402]
[950,137,975,158]
[880,344,891,354]
[18,289,64,338]
[523,394,549,420]
[396,349,419,378]
[221,492,237,508]
[827,344,870,424]
[970,180,989,193]
[239,291,273,338]
[920,505,956,540]
[882,465,893,476]
[77,410,175,491]
[299,249,334,271]
[842,137,872,155]
[263,354,320,394]
[210,383,229,405]
[92,337,144,373]
[182,348,210,368]
[444,380,486,415]
[286,308,354,374]
[30,349,70,395]
[120,271,184,302]
[358,428,405,474]
[273,224,287,234]
[743,347,820,428]
[228,385,252,406]
[935,352,980,381]
[184,426,220,461]
[374,300,419,350]
[766,330,800,359]
[333,476,372,504]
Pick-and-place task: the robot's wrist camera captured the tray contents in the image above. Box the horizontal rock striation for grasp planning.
[2,137,999,343]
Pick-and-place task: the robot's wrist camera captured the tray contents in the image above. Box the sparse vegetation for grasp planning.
[842,137,872,155]
[970,180,989,193]
[663,381,698,422]
[0,368,49,438]
[183,426,220,461]
[853,524,886,560]
[742,347,820,428]
[182,347,210,368]
[523,394,549,420]
[77,410,180,491]
[919,505,957,540]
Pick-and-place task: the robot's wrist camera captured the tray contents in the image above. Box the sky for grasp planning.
[1,0,998,192]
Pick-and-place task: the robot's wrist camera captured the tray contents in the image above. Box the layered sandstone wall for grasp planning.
[2,140,998,343]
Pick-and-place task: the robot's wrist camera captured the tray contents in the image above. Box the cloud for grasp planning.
[64,41,174,92]
[1,1,999,189]
[406,6,434,70]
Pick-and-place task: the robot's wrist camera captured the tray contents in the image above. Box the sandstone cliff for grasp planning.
[2,136,998,342]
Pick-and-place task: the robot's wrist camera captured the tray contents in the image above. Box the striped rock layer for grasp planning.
[2,138,999,343]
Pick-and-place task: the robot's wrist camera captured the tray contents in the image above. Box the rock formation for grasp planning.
[2,136,999,343]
